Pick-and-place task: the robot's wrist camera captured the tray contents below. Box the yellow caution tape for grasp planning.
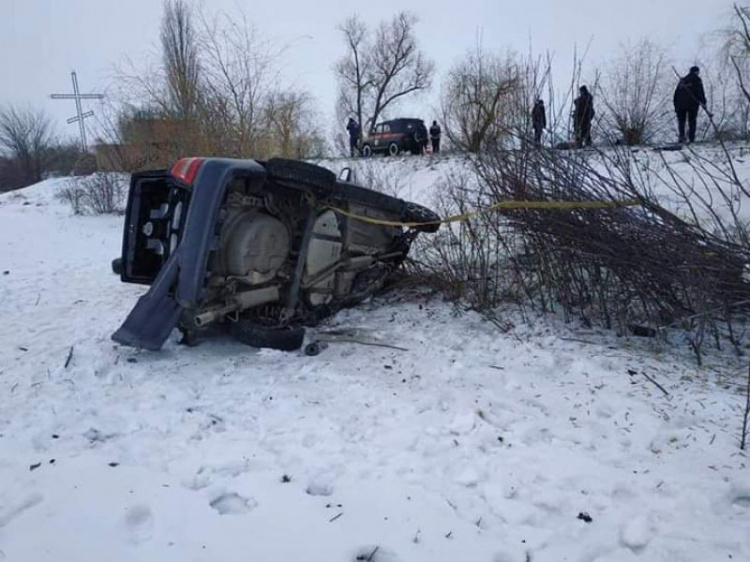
[324,198,641,228]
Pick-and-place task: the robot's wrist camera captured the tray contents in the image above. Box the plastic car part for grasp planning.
[230,321,305,351]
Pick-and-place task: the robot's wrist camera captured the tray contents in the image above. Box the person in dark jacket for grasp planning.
[346,118,361,157]
[429,120,441,154]
[673,66,709,144]
[531,99,546,145]
[573,86,595,148]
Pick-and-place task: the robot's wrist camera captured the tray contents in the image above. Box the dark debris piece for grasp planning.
[577,512,593,523]
[29,462,42,471]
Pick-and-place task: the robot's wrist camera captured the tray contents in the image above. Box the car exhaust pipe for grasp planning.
[193,286,280,327]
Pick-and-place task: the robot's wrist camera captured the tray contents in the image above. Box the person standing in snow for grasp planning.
[673,66,710,144]
[573,86,595,148]
[429,120,441,154]
[531,99,547,146]
[346,117,361,157]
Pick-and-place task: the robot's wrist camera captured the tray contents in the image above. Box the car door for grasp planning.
[372,124,386,149]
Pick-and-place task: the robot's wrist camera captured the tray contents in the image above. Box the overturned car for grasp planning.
[112,158,440,351]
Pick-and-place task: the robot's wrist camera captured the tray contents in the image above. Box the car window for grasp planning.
[383,124,390,133]
[375,124,383,134]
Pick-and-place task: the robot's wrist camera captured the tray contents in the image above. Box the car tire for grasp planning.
[361,144,372,157]
[111,257,122,275]
[402,201,441,233]
[230,321,305,351]
[388,142,400,157]
[266,158,335,193]
[304,341,323,356]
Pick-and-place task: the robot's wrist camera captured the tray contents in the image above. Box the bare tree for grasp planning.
[198,10,282,157]
[110,1,325,165]
[263,91,326,158]
[0,105,55,189]
[702,63,750,141]
[440,47,520,153]
[161,0,201,119]
[334,16,372,133]
[693,3,750,142]
[334,12,434,135]
[723,5,750,103]
[599,39,671,146]
[93,102,166,172]
[369,13,434,128]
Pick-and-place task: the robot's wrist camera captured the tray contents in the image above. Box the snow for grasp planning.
[1,157,749,561]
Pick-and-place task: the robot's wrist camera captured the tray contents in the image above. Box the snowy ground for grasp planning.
[1,159,749,562]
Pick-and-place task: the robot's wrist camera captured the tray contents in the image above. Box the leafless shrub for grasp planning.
[0,105,55,189]
[408,167,518,306]
[57,173,127,215]
[724,4,750,107]
[440,48,521,153]
[698,4,750,143]
[703,65,750,141]
[410,136,750,364]
[599,39,672,146]
[57,182,85,215]
[262,91,327,159]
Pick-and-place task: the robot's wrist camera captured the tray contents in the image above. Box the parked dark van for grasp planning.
[361,118,428,157]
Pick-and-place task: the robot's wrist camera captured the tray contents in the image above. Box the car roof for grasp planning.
[380,118,424,125]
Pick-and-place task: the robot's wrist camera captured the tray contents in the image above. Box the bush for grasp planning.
[57,173,127,215]
[72,153,98,176]
[409,144,750,364]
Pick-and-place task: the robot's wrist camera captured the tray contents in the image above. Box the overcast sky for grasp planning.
[0,0,736,142]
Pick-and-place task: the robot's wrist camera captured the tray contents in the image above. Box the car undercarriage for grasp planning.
[112,158,440,351]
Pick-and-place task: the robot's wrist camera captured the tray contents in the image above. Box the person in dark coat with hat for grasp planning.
[531,99,547,146]
[573,86,595,148]
[346,117,361,157]
[673,66,709,144]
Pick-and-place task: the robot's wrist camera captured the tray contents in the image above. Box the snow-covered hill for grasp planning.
[0,158,748,562]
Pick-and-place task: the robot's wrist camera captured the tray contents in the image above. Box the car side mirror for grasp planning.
[339,167,353,182]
